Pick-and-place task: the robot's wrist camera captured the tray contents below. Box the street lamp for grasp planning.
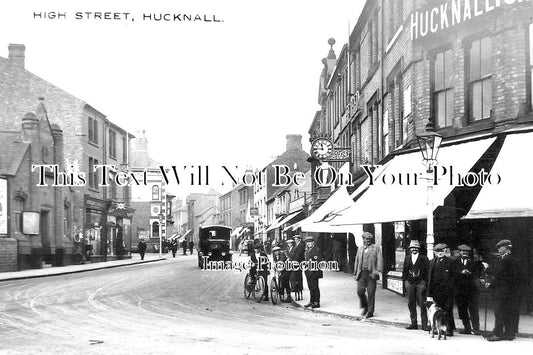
[158,213,164,260]
[415,123,443,260]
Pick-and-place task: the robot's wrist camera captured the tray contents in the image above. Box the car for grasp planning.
[197,225,233,268]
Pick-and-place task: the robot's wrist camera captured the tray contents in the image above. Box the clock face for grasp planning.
[311,138,333,160]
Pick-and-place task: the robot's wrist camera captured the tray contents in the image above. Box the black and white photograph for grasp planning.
[0,0,532,353]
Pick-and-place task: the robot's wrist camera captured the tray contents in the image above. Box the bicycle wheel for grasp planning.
[253,276,266,303]
[243,274,252,299]
[270,278,280,305]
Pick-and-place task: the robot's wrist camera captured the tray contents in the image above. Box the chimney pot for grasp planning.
[8,43,26,68]
[286,134,302,151]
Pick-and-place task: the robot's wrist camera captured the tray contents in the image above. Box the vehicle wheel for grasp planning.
[253,276,266,303]
[270,278,279,305]
[244,274,252,299]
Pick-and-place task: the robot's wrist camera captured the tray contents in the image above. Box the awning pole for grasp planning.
[426,168,435,260]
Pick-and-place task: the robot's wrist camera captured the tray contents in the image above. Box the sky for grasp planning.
[0,0,365,197]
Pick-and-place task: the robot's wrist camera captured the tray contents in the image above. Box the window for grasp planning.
[122,136,128,163]
[88,117,98,144]
[369,11,379,67]
[388,0,403,42]
[402,85,411,142]
[109,130,117,158]
[468,37,492,121]
[152,221,160,237]
[433,49,454,128]
[529,24,533,110]
[88,157,99,189]
[110,173,117,199]
[383,109,390,157]
[152,185,160,200]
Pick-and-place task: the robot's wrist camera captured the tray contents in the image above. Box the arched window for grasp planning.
[152,185,160,200]
[152,221,160,237]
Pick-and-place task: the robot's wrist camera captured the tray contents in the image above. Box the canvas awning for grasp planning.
[265,215,283,232]
[464,132,533,219]
[267,210,302,231]
[230,226,243,237]
[333,137,496,225]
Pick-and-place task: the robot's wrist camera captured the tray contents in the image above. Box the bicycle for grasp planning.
[270,268,289,305]
[243,271,266,303]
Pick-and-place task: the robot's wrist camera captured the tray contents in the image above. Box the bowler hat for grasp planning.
[458,244,472,251]
[304,236,314,242]
[434,243,447,251]
[408,240,421,249]
[495,239,512,249]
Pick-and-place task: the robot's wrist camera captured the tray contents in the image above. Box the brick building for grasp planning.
[0,99,74,271]
[308,0,533,302]
[0,44,134,267]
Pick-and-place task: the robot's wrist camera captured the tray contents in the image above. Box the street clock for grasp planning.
[311,138,333,160]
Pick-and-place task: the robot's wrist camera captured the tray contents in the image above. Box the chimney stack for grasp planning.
[8,44,25,69]
[286,134,302,151]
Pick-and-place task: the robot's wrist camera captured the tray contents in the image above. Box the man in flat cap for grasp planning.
[402,240,430,330]
[452,244,483,335]
[354,232,383,318]
[486,239,523,341]
[250,240,270,302]
[428,243,455,336]
[272,245,292,303]
[303,236,322,308]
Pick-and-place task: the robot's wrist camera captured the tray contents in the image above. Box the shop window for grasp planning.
[468,37,492,121]
[88,117,98,145]
[433,49,454,128]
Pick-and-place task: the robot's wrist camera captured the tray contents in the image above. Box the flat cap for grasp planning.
[495,239,512,249]
[434,243,447,251]
[458,244,472,251]
[285,239,294,244]
[362,232,374,239]
[408,240,421,249]
[304,236,314,242]
[294,235,302,239]
[272,246,281,252]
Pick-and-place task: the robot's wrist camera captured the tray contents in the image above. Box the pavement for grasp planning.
[2,252,532,340]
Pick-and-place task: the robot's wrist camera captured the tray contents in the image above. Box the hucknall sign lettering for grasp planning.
[410,0,530,40]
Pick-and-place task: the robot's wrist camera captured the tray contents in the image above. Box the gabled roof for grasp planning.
[0,131,29,176]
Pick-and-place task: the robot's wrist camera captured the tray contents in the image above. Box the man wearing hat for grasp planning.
[303,235,323,308]
[272,246,292,302]
[451,244,483,335]
[289,235,305,301]
[486,239,523,341]
[402,240,430,330]
[250,240,270,301]
[354,232,383,318]
[428,242,455,336]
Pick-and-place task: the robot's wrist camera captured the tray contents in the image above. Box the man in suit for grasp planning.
[138,239,147,260]
[428,243,455,336]
[452,244,483,335]
[303,236,323,308]
[250,240,270,301]
[402,240,430,330]
[272,246,292,303]
[290,234,306,301]
[354,232,383,318]
[486,239,523,341]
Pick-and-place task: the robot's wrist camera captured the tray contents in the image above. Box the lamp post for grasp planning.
[158,213,164,260]
[415,124,443,260]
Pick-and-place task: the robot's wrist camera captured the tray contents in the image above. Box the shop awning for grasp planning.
[265,215,283,232]
[464,132,533,219]
[333,137,496,225]
[230,226,243,237]
[275,209,303,230]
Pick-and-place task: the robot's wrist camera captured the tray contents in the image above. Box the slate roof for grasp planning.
[0,131,29,176]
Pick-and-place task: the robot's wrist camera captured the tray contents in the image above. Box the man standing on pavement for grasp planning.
[272,246,292,303]
[181,239,187,255]
[354,232,383,318]
[303,236,322,309]
[188,240,194,255]
[402,240,430,330]
[452,244,483,335]
[486,239,523,341]
[428,243,455,336]
[290,234,305,301]
[138,239,147,260]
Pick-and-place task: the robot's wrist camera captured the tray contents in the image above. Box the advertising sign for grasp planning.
[23,211,40,235]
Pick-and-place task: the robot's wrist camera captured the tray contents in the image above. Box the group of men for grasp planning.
[402,238,523,341]
[249,234,324,309]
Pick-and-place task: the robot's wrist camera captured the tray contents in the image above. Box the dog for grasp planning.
[425,300,448,340]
